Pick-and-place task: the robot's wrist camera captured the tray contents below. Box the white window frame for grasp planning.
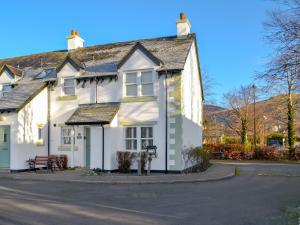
[62,77,75,96]
[124,126,154,151]
[124,72,138,97]
[140,71,154,96]
[125,127,137,150]
[140,127,153,150]
[61,127,73,146]
[124,70,154,97]
[1,83,12,97]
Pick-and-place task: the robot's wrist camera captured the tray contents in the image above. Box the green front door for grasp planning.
[0,126,10,168]
[85,127,91,168]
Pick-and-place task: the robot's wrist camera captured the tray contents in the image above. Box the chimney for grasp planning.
[176,12,191,37]
[67,29,84,51]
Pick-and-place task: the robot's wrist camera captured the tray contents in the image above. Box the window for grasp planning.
[63,78,75,96]
[141,71,153,96]
[125,73,137,97]
[141,127,153,150]
[124,126,153,151]
[38,127,42,140]
[124,71,154,97]
[1,84,12,97]
[61,127,73,145]
[125,127,137,150]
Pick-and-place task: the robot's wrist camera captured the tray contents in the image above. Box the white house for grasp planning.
[0,13,203,173]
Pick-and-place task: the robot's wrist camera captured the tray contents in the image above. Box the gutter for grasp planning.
[101,125,105,171]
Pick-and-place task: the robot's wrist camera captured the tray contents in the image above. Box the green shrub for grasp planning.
[185,147,212,172]
[116,151,135,173]
[223,136,241,144]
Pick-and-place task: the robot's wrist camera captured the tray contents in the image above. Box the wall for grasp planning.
[0,87,48,170]
[181,41,203,169]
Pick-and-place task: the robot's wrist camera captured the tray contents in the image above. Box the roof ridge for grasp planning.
[0,33,196,62]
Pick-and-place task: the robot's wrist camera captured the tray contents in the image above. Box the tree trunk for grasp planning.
[241,118,248,145]
[287,93,295,159]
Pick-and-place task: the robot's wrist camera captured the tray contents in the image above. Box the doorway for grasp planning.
[84,127,91,168]
[0,126,10,168]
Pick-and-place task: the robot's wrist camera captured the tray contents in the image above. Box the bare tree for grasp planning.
[202,69,217,104]
[258,0,300,156]
[223,85,253,145]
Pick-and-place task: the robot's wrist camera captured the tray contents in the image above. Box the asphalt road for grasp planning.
[0,164,299,225]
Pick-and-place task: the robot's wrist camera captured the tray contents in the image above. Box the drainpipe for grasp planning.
[71,126,75,168]
[95,80,98,104]
[165,71,168,174]
[101,125,105,171]
[47,82,51,156]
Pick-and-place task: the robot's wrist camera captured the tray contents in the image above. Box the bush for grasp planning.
[254,146,278,160]
[185,147,212,172]
[223,136,241,144]
[116,151,135,173]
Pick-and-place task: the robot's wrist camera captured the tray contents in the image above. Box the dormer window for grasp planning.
[1,84,12,97]
[124,70,154,97]
[63,77,75,96]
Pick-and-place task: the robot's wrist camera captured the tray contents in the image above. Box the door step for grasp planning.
[0,169,10,174]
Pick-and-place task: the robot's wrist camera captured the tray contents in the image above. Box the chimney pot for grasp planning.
[180,12,186,20]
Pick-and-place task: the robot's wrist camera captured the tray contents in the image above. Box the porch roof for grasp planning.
[65,102,120,125]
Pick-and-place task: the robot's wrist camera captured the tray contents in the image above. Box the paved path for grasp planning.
[0,164,235,184]
[0,163,300,225]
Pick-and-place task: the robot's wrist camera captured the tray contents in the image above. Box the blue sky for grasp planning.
[0,0,277,104]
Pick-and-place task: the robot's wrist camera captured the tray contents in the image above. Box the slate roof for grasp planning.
[65,102,120,125]
[0,64,22,78]
[0,33,199,112]
[0,33,196,74]
[0,79,47,112]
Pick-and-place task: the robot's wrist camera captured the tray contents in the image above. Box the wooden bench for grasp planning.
[27,156,54,173]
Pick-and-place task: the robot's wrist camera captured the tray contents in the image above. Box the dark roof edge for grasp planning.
[56,55,85,72]
[65,121,110,126]
[192,34,204,101]
[117,42,164,69]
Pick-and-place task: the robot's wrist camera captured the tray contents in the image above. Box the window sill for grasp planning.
[58,146,79,151]
[121,96,157,103]
[35,140,44,146]
[56,95,78,101]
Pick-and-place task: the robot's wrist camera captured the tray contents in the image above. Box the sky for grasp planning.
[0,0,278,105]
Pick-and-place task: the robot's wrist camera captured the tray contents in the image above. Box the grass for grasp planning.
[212,159,300,164]
[286,206,300,225]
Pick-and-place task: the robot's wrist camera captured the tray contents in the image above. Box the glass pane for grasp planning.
[126,84,137,96]
[141,71,153,83]
[64,87,75,96]
[141,84,153,96]
[133,140,137,150]
[126,73,137,83]
[2,84,12,92]
[125,140,137,150]
[148,127,153,138]
[64,137,71,145]
[141,139,153,150]
[126,128,131,138]
[141,140,147,149]
[141,127,153,138]
[126,140,131,150]
[64,79,74,86]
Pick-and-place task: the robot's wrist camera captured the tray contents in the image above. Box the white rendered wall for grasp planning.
[181,42,203,151]
[0,87,48,170]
